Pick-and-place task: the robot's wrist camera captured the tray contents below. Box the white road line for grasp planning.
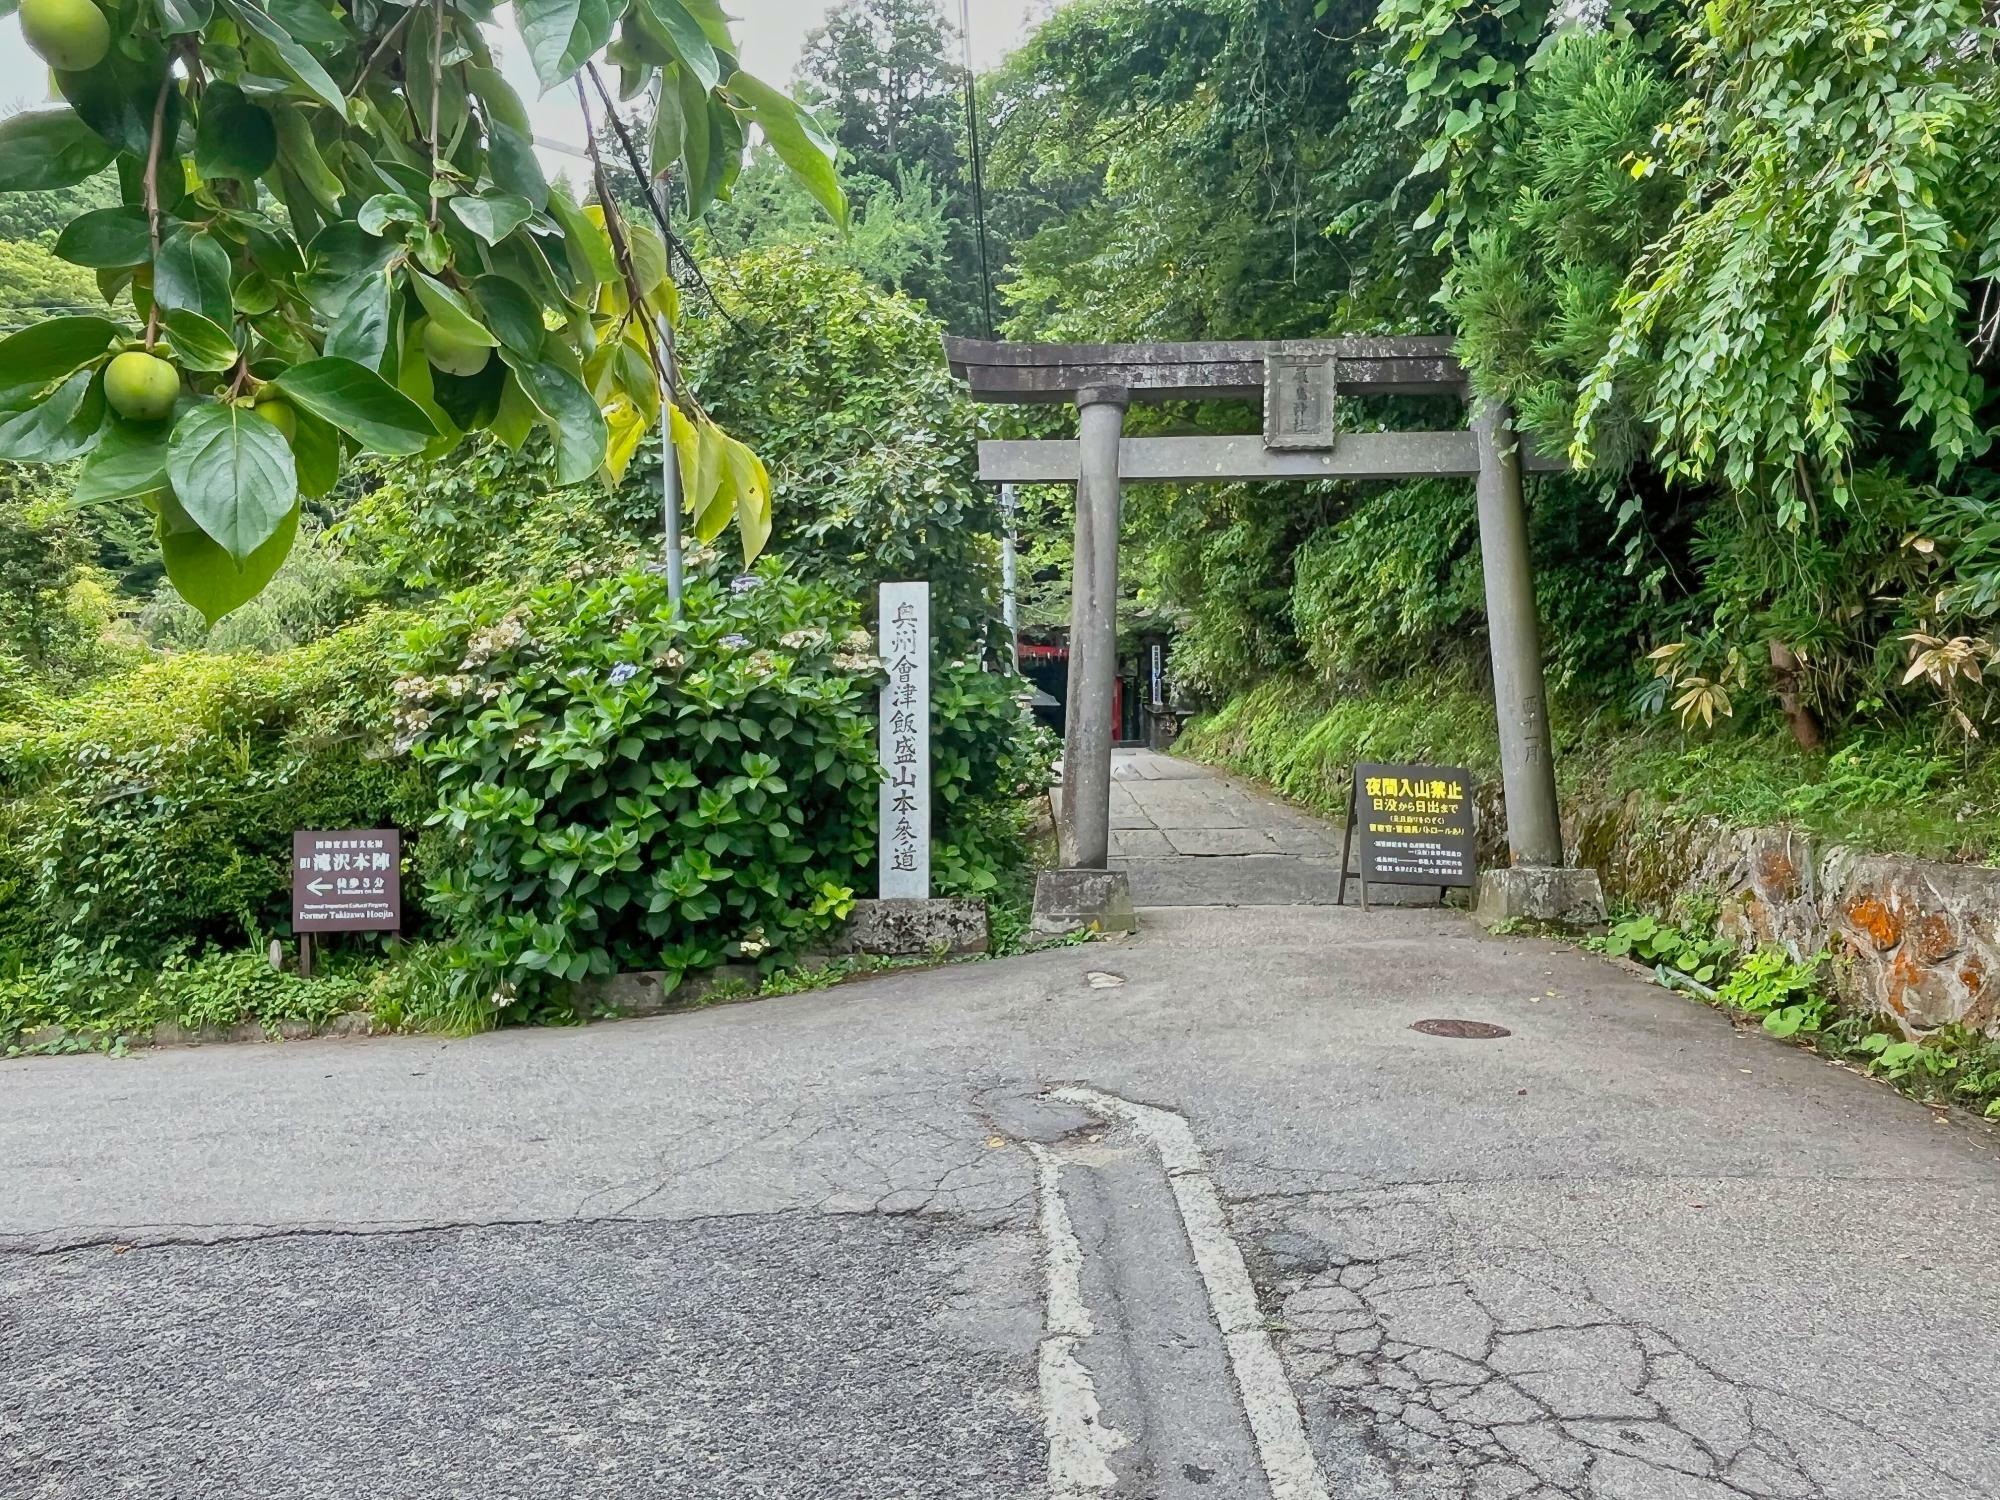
[1026,1141,1131,1495]
[1047,1087,1334,1500]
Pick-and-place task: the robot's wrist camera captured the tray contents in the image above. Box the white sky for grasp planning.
[1,1,1045,162]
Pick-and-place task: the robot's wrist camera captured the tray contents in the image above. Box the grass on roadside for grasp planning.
[1179,672,2000,863]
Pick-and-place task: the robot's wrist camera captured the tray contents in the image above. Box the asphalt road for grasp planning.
[6,1215,1043,1499]
[5,760,1999,1499]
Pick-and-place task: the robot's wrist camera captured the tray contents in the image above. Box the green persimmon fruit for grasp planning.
[423,321,492,378]
[20,0,110,73]
[252,398,297,442]
[104,350,181,423]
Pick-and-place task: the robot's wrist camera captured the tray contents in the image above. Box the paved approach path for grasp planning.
[1102,747,1431,907]
[6,771,2000,1498]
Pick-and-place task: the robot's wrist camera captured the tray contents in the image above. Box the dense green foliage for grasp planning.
[679,247,1000,652]
[989,0,2000,780]
[337,248,1004,642]
[0,0,844,621]
[0,177,120,326]
[1181,672,2000,865]
[793,0,993,332]
[405,561,877,1001]
[697,150,957,300]
[0,220,1043,1048]
[0,614,430,1036]
[1178,673,1499,816]
[988,0,1433,339]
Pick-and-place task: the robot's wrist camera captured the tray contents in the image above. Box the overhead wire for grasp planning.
[957,0,997,340]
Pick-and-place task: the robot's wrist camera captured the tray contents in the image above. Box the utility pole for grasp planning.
[653,172,685,611]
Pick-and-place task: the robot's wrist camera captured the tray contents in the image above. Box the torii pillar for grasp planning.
[1063,385,1128,871]
[946,336,1603,935]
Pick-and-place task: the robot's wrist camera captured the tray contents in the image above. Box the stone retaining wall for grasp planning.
[1569,795,2000,1037]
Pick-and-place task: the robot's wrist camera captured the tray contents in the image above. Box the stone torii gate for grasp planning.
[944,335,1605,932]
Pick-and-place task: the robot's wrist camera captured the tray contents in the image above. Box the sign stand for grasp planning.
[292,829,404,974]
[1338,763,1477,909]
[1337,776,1368,912]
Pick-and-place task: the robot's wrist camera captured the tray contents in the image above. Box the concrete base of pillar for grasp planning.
[1474,867,1606,931]
[1031,869,1137,939]
[843,899,989,957]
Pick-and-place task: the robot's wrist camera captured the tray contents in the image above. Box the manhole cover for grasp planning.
[1411,1019,1512,1039]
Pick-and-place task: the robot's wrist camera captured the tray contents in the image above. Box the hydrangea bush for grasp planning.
[402,553,1051,1006]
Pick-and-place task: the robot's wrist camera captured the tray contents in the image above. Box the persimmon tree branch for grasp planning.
[0,0,833,614]
[426,0,445,225]
[349,8,415,100]
[574,75,668,386]
[583,63,749,341]
[141,71,172,349]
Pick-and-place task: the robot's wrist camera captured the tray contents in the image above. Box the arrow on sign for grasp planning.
[307,878,331,895]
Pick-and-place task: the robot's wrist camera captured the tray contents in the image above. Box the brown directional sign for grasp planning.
[1339,764,1477,908]
[292,829,401,932]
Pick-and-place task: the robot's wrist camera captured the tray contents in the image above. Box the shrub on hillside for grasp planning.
[678,246,1003,655]
[1287,475,1647,697]
[931,662,1059,895]
[403,555,1050,1005]
[338,251,1005,661]
[337,436,664,602]
[0,613,431,976]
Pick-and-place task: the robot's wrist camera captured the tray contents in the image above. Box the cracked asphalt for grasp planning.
[4,1215,1043,1499]
[5,759,1999,1498]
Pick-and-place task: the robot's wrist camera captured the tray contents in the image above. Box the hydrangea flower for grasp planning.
[459,617,527,670]
[719,633,750,650]
[391,706,435,756]
[608,662,639,687]
[730,574,763,595]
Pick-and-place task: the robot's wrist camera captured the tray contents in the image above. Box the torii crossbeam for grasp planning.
[944,335,1603,932]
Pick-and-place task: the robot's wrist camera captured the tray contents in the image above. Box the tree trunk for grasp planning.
[1768,640,1824,752]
